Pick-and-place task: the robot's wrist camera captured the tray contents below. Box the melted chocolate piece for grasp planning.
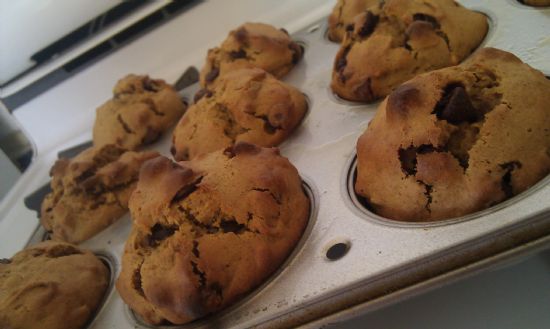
[358,11,379,38]
[148,224,177,246]
[194,89,213,103]
[435,84,482,124]
[229,49,247,59]
[205,67,220,83]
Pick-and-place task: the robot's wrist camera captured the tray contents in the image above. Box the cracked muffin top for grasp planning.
[41,144,158,243]
[93,74,186,150]
[328,0,380,42]
[355,48,550,221]
[331,0,487,102]
[199,22,303,87]
[116,143,309,325]
[172,68,307,161]
[0,241,109,329]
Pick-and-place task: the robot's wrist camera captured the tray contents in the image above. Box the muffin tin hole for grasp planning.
[325,240,350,261]
[126,179,319,328]
[345,154,550,228]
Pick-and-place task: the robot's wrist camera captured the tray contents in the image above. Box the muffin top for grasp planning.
[0,241,109,329]
[116,143,309,325]
[172,68,307,161]
[331,0,487,102]
[356,48,550,221]
[199,22,303,87]
[41,144,158,243]
[93,74,186,150]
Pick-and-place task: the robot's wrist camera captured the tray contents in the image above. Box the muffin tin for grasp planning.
[1,0,549,328]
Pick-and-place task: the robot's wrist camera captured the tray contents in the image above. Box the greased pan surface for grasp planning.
[1,1,549,328]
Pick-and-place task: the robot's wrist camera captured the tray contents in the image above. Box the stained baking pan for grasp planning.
[1,0,549,328]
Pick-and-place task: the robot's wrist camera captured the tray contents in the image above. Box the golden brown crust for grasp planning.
[93,74,186,150]
[331,0,488,102]
[116,143,309,325]
[199,23,303,87]
[355,47,550,221]
[0,241,109,329]
[172,68,307,161]
[327,0,380,42]
[40,144,159,243]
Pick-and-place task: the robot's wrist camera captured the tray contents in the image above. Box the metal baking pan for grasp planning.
[1,0,549,328]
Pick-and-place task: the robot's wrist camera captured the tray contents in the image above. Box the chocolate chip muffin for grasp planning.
[93,74,186,150]
[0,241,109,329]
[331,0,487,102]
[355,48,550,221]
[172,68,307,161]
[116,143,309,325]
[199,22,303,87]
[521,0,550,6]
[41,144,158,243]
[328,0,380,42]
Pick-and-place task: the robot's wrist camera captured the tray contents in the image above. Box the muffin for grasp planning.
[328,0,380,42]
[93,74,186,150]
[199,22,303,87]
[41,144,158,243]
[355,48,550,221]
[172,68,307,161]
[116,143,309,325]
[0,241,109,329]
[331,0,487,102]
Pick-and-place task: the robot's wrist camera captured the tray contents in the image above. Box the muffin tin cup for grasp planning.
[2,0,550,328]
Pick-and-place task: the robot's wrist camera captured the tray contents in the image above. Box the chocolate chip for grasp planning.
[398,146,418,176]
[143,78,160,92]
[500,161,522,198]
[234,27,248,45]
[358,11,379,38]
[205,67,219,83]
[345,24,354,32]
[172,177,203,203]
[413,13,440,29]
[148,224,177,246]
[0,258,11,264]
[229,49,247,59]
[434,84,482,124]
[220,218,246,234]
[194,89,213,103]
[335,46,351,82]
